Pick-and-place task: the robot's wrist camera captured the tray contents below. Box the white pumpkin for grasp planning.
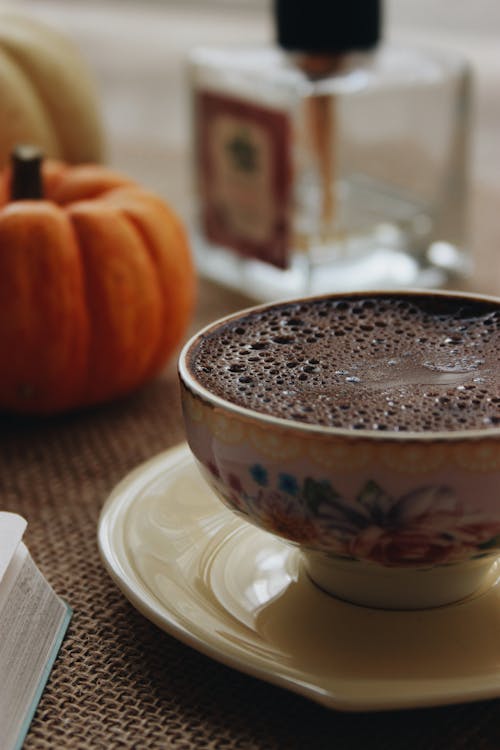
[0,8,104,167]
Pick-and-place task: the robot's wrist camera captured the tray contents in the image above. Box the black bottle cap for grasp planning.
[274,0,381,53]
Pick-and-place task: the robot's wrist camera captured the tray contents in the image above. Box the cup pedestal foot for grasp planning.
[301,551,500,610]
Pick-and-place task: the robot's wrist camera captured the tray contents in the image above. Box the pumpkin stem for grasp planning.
[10,145,44,200]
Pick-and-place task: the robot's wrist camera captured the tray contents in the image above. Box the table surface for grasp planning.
[2,2,500,748]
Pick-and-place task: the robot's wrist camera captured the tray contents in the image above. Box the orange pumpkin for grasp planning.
[0,148,196,414]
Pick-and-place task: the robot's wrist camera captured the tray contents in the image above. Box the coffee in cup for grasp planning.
[188,292,500,433]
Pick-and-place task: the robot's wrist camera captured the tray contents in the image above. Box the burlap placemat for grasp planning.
[1,279,500,749]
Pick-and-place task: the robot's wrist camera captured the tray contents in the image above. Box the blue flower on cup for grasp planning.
[278,473,299,496]
[250,464,268,486]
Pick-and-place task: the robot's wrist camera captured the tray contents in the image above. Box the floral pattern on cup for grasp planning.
[203,459,500,568]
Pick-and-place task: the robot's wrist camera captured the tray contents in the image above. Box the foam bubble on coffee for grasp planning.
[189,294,500,432]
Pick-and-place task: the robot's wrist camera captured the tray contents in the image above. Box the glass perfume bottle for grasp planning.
[188,0,472,302]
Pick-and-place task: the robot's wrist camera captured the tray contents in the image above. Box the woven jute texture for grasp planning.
[1,281,500,750]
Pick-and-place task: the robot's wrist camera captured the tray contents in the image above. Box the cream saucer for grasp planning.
[98,443,500,712]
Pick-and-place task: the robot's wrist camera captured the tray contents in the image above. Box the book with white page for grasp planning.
[0,512,71,750]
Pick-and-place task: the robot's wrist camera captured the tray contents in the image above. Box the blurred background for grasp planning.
[8,0,500,292]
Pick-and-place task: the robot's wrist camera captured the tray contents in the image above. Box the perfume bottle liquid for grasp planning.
[189,7,471,301]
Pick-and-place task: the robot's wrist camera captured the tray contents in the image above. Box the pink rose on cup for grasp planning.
[319,484,500,566]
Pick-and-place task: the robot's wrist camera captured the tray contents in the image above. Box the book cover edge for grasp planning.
[13,600,72,750]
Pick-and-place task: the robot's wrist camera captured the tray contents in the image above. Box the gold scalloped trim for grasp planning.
[208,412,246,444]
[248,425,303,461]
[379,443,449,474]
[311,440,375,471]
[184,393,204,422]
[181,389,500,474]
[453,443,500,472]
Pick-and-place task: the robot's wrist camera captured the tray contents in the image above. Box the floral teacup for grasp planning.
[178,291,500,609]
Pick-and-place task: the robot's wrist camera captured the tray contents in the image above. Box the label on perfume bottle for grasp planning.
[196,91,292,269]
